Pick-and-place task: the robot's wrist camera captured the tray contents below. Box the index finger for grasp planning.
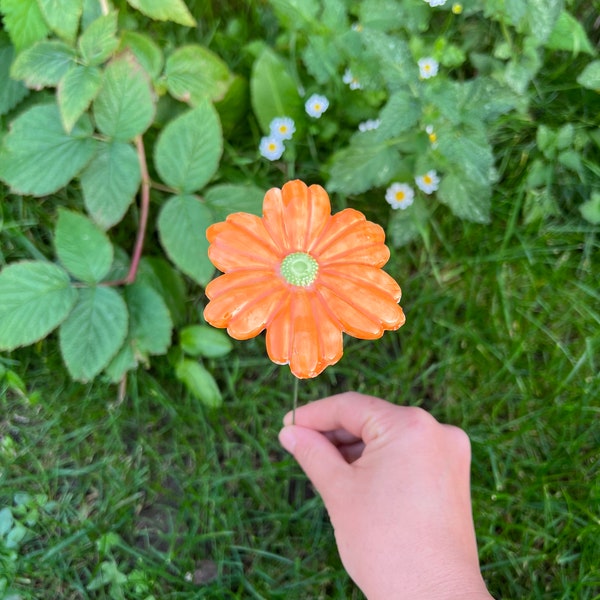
[283,391,410,444]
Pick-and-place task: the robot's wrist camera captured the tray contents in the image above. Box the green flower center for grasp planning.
[280,252,319,287]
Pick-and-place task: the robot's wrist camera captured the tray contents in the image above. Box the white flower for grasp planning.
[343,68,362,90]
[418,57,439,79]
[423,0,448,6]
[415,170,440,194]
[385,183,415,210]
[358,119,381,132]
[425,124,438,146]
[269,117,295,140]
[305,94,329,118]
[259,136,285,161]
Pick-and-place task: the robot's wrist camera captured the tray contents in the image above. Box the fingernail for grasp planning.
[279,427,297,454]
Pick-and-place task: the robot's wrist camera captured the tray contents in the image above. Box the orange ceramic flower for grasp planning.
[203,180,405,379]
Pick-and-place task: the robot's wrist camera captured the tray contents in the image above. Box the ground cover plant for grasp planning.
[0,0,599,598]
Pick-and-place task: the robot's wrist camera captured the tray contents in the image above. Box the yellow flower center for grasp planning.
[269,143,277,151]
[314,103,321,111]
[395,191,406,201]
[280,252,319,287]
[452,3,463,14]
[423,175,432,184]
[428,132,437,143]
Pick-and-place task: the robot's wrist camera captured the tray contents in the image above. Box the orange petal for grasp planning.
[266,289,343,378]
[317,270,405,336]
[208,240,276,273]
[204,276,285,333]
[225,212,283,256]
[262,186,290,254]
[205,270,275,300]
[310,209,390,267]
[322,264,402,302]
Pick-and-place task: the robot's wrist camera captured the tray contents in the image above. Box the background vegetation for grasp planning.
[1,0,599,598]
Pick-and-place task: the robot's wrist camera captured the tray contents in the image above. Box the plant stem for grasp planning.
[292,375,299,425]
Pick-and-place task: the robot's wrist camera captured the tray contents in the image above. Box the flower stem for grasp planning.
[292,375,299,425]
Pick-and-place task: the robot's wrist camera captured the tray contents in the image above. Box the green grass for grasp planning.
[2,1,600,599]
[2,192,599,599]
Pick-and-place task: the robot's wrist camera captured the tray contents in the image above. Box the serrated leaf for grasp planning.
[165,44,233,104]
[268,0,320,28]
[55,209,113,283]
[58,64,102,132]
[124,282,172,356]
[80,140,141,229]
[78,11,119,66]
[37,0,83,42]
[546,10,594,55]
[328,142,402,195]
[0,43,29,116]
[204,184,264,220]
[250,47,303,133]
[126,0,196,27]
[10,40,77,89]
[104,342,137,383]
[59,286,128,382]
[375,90,420,141]
[0,103,96,196]
[387,196,428,247]
[180,325,232,358]
[361,29,416,89]
[577,60,600,91]
[437,173,491,224]
[302,36,342,85]
[175,359,222,408]
[93,53,155,141]
[526,0,563,43]
[0,261,77,350]
[120,31,163,79]
[0,0,49,51]
[154,101,222,193]
[157,194,214,286]
[137,257,186,326]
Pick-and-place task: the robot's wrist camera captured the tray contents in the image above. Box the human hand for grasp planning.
[279,392,493,600]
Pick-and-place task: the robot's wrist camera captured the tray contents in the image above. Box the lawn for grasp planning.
[1,1,599,599]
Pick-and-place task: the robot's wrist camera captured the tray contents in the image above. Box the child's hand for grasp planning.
[279,392,493,600]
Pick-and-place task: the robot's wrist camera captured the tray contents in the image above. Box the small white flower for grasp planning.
[358,119,381,132]
[259,136,285,161]
[269,117,295,140]
[385,183,415,210]
[351,22,363,32]
[423,0,448,6]
[305,94,329,118]
[415,170,440,194]
[425,124,438,146]
[418,57,439,79]
[343,68,362,90]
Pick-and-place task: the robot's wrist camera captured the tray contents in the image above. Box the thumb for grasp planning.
[279,425,349,500]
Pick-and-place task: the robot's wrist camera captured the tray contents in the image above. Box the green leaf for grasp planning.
[577,60,600,92]
[362,29,416,89]
[175,359,222,408]
[546,10,594,55]
[57,64,102,133]
[0,0,49,51]
[10,40,77,89]
[268,0,320,28]
[157,194,214,286]
[54,209,114,283]
[124,282,172,356]
[328,142,402,195]
[180,325,232,358]
[137,257,187,326]
[104,343,137,383]
[0,43,29,116]
[154,101,222,193]
[80,140,141,229]
[387,196,428,247]
[0,103,96,196]
[37,0,83,42]
[301,36,343,85]
[375,90,420,141]
[78,11,119,66]
[250,47,303,133]
[120,31,163,80]
[0,261,77,350]
[59,286,128,382]
[579,192,600,225]
[165,44,233,104]
[526,0,563,43]
[126,0,196,27]
[93,53,156,141]
[204,183,264,220]
[437,173,491,224]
